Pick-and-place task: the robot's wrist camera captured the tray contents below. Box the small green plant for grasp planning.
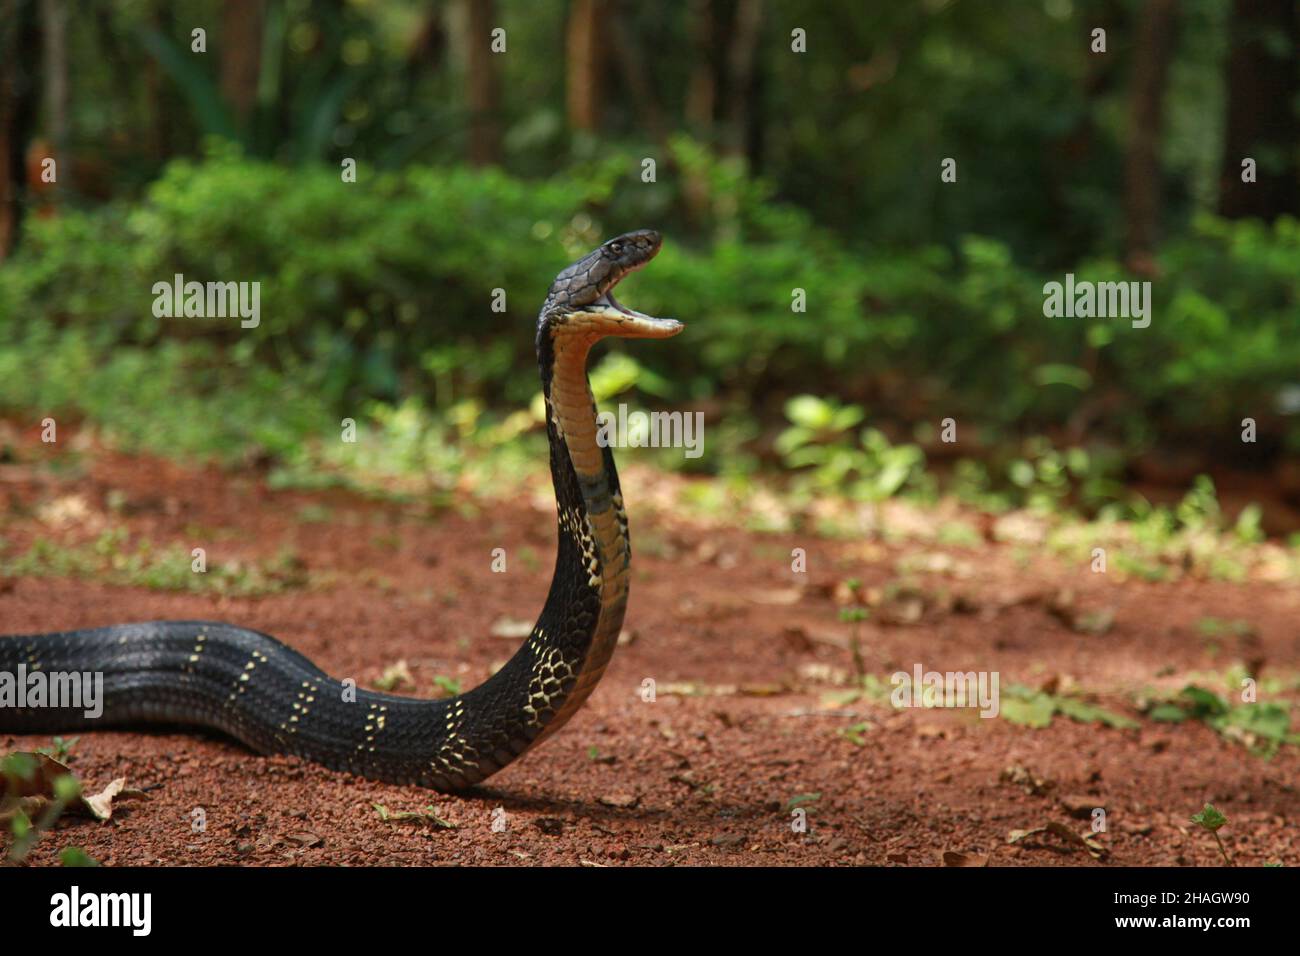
[777,395,926,501]
[3,753,83,864]
[36,737,79,762]
[1147,685,1298,754]
[1,530,308,597]
[59,846,100,867]
[431,675,463,698]
[1190,804,1233,866]
[838,578,869,679]
[1000,685,1138,730]
[784,792,822,814]
[1195,618,1256,639]
[837,721,872,746]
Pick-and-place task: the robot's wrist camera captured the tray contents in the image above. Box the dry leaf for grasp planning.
[81,778,141,821]
[598,793,640,809]
[284,831,323,848]
[748,588,803,606]
[1,753,147,823]
[373,659,414,690]
[1060,794,1101,819]
[1000,763,1054,796]
[942,850,989,867]
[1007,821,1108,859]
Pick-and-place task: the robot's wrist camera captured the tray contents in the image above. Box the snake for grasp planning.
[0,229,682,791]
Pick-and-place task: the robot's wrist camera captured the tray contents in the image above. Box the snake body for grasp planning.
[0,230,682,790]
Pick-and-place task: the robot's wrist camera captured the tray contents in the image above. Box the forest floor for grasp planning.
[2,422,1298,867]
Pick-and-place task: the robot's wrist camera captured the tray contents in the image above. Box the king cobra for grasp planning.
[0,230,682,790]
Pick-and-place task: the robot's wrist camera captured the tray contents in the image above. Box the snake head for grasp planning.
[540,229,683,340]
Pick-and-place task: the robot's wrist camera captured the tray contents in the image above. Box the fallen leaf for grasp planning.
[1,752,146,823]
[747,588,803,606]
[1007,821,1108,859]
[372,659,414,691]
[81,778,140,822]
[1000,764,1054,796]
[598,793,639,809]
[372,803,455,828]
[1060,794,1101,820]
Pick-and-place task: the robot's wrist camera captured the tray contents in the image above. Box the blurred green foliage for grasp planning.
[2,147,1297,479]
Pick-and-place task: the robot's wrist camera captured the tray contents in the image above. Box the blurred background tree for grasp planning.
[0,0,1297,527]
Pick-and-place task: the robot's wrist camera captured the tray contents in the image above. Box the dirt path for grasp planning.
[3,427,1298,866]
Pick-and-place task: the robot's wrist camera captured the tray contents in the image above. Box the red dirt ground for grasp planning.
[2,424,1298,867]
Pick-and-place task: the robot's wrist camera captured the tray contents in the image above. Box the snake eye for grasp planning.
[608,241,624,256]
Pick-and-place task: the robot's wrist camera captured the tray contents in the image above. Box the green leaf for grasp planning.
[11,809,31,838]
[784,395,834,430]
[1148,703,1189,723]
[59,846,100,867]
[52,774,82,802]
[838,722,871,746]
[1180,685,1229,718]
[1033,363,1093,390]
[784,792,822,812]
[1191,803,1227,832]
[134,27,238,143]
[1055,697,1139,729]
[1214,703,1292,742]
[1001,694,1057,728]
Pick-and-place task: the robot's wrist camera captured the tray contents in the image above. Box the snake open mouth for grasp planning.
[595,288,638,316]
[591,268,684,339]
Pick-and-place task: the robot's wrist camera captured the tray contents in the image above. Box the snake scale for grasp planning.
[0,230,682,790]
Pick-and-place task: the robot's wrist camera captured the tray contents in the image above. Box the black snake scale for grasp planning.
[0,230,682,790]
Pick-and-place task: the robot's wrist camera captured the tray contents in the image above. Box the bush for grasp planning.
[1,145,1297,465]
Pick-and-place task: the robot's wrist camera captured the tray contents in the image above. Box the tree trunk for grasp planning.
[464,0,500,165]
[566,0,604,133]
[1123,0,1179,274]
[144,0,173,161]
[38,0,67,189]
[1047,0,1124,265]
[0,0,41,258]
[0,2,16,257]
[685,0,716,134]
[1218,0,1300,219]
[607,5,669,143]
[724,0,764,162]
[605,5,708,226]
[220,0,266,132]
